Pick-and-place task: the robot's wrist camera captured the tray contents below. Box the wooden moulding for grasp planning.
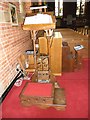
[22,23,55,31]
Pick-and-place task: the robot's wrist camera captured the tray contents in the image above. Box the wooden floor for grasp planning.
[55,28,89,58]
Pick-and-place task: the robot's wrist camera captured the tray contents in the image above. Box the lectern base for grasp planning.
[19,82,66,110]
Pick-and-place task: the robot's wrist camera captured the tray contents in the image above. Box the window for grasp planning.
[55,0,63,16]
[76,0,86,16]
[55,0,58,16]
[59,0,63,16]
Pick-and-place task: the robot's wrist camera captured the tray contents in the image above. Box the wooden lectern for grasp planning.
[20,12,66,110]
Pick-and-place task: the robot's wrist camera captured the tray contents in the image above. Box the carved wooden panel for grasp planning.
[37,56,49,71]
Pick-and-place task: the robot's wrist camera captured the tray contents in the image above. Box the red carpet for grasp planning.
[23,83,53,97]
[2,58,88,118]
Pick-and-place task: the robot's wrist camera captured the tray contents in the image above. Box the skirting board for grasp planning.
[52,73,62,76]
[0,71,23,104]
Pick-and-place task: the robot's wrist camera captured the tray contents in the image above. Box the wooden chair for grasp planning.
[18,54,35,75]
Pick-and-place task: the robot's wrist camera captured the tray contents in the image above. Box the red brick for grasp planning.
[0,2,33,96]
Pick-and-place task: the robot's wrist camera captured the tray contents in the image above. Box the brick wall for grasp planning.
[24,1,42,13]
[24,2,32,13]
[0,2,33,97]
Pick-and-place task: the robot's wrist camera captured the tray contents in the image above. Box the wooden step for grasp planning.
[52,88,66,110]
